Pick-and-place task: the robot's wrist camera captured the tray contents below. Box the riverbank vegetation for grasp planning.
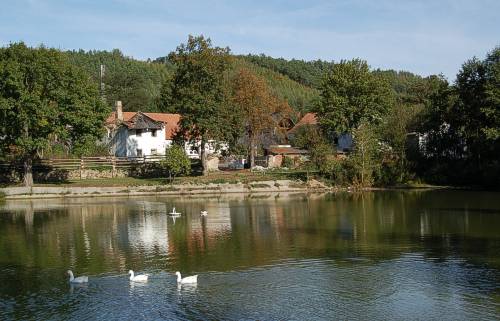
[0,37,498,189]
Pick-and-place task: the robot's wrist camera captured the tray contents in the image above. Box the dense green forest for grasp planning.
[65,49,173,112]
[65,49,320,115]
[240,54,332,88]
[65,49,429,118]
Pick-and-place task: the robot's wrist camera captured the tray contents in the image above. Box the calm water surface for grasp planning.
[0,190,499,320]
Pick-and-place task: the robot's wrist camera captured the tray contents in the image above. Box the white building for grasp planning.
[105,101,226,158]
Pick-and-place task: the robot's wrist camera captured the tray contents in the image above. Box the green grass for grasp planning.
[34,177,170,187]
[1,169,316,188]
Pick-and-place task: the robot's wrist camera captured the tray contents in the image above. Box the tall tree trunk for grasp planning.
[200,139,208,176]
[23,123,34,187]
[23,157,33,187]
[249,138,256,168]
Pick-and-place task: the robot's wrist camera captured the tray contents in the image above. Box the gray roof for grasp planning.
[124,112,163,130]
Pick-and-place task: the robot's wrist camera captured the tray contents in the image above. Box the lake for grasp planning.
[0,190,499,320]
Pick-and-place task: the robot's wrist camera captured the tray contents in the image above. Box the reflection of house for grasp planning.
[288,112,353,152]
[127,202,170,255]
[105,101,226,158]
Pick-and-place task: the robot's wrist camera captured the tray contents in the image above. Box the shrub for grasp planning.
[320,157,353,186]
[128,162,164,178]
[160,145,191,182]
[282,156,294,168]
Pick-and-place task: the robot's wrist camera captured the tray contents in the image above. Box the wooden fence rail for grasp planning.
[0,155,168,171]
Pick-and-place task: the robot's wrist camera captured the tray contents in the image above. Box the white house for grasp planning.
[105,101,226,158]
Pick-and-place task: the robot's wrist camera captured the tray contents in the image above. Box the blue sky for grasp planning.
[1,0,498,80]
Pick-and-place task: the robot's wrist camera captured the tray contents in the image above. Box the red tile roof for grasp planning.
[107,112,181,139]
[288,112,318,134]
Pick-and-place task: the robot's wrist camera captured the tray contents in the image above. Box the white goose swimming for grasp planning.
[67,270,88,283]
[176,271,198,284]
[169,207,181,216]
[128,270,149,282]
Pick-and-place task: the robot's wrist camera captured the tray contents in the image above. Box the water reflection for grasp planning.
[0,191,499,320]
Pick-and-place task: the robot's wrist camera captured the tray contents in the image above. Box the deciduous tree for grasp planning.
[315,59,394,134]
[231,68,291,167]
[159,35,232,175]
[350,122,381,187]
[0,43,109,186]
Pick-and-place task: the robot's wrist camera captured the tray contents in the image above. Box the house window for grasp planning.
[151,148,157,155]
[136,129,142,137]
[136,149,143,157]
[151,129,157,137]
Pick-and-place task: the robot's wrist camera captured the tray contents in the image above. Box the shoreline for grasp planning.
[0,180,460,200]
[0,179,332,200]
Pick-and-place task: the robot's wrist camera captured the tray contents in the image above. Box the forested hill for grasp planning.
[65,49,429,116]
[240,54,432,105]
[65,49,173,112]
[231,57,318,116]
[239,54,332,88]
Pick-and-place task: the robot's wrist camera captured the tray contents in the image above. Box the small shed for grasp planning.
[264,145,309,168]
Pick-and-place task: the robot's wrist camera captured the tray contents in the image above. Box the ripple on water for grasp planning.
[1,257,500,321]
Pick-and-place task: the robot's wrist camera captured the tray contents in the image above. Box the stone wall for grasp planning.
[67,169,128,180]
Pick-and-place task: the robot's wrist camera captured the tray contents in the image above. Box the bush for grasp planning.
[128,162,165,178]
[282,156,294,168]
[160,144,191,182]
[320,157,354,186]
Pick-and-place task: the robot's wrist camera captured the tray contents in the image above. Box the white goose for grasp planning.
[176,271,198,284]
[169,207,181,216]
[128,270,149,282]
[200,210,208,216]
[67,270,88,283]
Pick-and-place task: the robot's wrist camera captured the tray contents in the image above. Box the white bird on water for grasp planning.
[67,270,88,284]
[176,271,198,284]
[169,207,181,216]
[128,270,149,282]
[200,210,208,216]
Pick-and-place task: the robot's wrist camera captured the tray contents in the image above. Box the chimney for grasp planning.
[115,101,123,122]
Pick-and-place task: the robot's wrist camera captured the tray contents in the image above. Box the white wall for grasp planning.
[183,140,229,159]
[126,127,168,157]
[109,127,129,157]
[110,126,228,158]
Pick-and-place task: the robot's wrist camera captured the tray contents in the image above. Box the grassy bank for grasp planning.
[4,169,316,188]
